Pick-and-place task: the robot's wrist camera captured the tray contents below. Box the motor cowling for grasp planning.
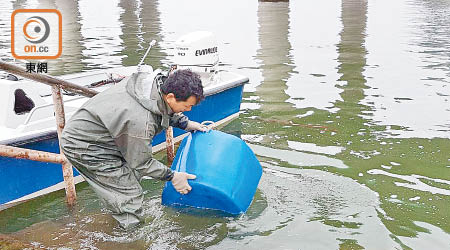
[173,31,219,85]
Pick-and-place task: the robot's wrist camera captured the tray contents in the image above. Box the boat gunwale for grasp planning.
[0,68,248,145]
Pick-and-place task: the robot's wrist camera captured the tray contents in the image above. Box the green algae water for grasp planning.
[1,0,449,249]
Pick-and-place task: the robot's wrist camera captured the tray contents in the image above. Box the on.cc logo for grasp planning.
[23,16,50,44]
[11,9,62,59]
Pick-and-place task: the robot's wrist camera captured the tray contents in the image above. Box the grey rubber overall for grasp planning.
[61,72,188,229]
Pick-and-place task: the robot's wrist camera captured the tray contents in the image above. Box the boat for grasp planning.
[0,31,248,209]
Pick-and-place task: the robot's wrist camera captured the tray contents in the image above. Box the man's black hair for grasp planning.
[160,69,204,103]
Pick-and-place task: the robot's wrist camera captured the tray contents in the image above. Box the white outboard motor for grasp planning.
[173,31,219,86]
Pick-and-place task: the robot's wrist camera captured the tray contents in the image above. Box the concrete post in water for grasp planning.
[51,85,77,206]
[166,126,175,166]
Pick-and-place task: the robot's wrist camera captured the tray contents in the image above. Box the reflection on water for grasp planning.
[362,0,450,138]
[368,169,450,196]
[0,1,12,62]
[1,0,450,249]
[119,0,167,68]
[254,1,294,113]
[157,0,260,84]
[56,0,84,74]
[249,144,349,169]
[78,0,125,69]
[286,0,343,112]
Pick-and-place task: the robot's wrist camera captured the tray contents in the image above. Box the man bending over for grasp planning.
[61,69,207,229]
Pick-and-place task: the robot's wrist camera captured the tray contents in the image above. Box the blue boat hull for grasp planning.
[0,84,244,206]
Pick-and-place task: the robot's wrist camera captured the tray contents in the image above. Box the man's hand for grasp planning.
[186,121,210,132]
[171,172,196,194]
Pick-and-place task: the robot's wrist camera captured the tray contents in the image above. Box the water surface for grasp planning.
[0,0,449,249]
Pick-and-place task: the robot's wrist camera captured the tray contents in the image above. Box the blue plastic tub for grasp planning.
[161,130,262,215]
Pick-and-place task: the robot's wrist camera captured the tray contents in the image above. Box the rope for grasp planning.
[201,121,216,130]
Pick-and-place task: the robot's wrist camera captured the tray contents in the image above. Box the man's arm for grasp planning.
[169,112,189,130]
[115,123,197,194]
[170,112,209,132]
